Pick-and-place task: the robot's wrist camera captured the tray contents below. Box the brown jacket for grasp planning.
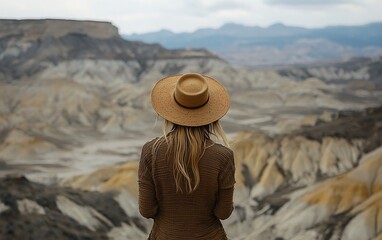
[138,138,235,240]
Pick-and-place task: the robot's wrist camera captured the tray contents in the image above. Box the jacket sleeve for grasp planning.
[138,142,158,219]
[214,149,236,220]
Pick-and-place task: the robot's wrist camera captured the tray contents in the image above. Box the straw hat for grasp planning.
[151,73,230,127]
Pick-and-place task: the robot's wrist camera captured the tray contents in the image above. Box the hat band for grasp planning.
[173,93,210,109]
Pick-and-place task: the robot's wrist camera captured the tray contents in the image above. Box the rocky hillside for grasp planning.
[278,55,382,89]
[1,116,378,240]
[0,19,217,84]
[224,106,382,239]
[0,176,148,240]
[35,106,382,240]
[0,19,228,165]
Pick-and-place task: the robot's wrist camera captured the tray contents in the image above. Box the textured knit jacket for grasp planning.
[138,138,236,240]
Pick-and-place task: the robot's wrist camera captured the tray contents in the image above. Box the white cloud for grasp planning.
[264,0,358,6]
[0,0,94,19]
[0,0,381,34]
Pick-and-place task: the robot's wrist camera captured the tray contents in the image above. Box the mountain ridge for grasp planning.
[0,19,218,83]
[0,19,119,39]
[125,22,382,67]
[125,21,382,42]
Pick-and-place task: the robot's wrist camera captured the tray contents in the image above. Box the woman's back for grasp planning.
[139,138,235,239]
[139,73,235,239]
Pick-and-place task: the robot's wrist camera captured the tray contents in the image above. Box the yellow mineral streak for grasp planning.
[232,132,277,188]
[303,147,382,212]
[302,176,370,214]
[62,161,139,196]
[232,131,364,199]
[342,191,382,240]
[101,161,138,196]
[0,129,57,161]
[320,138,362,175]
[250,157,285,199]
[259,157,284,189]
[61,166,118,191]
[377,234,382,240]
[17,79,101,114]
[281,136,320,182]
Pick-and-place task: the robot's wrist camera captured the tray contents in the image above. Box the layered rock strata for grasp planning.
[59,107,382,239]
[227,106,382,239]
[0,176,148,240]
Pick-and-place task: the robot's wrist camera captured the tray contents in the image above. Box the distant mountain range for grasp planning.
[124,22,382,68]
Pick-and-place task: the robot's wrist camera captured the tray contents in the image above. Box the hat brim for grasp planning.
[151,74,230,127]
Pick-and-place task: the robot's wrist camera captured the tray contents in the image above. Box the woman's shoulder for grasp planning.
[143,137,158,147]
[141,137,160,155]
[208,141,234,160]
[146,135,166,146]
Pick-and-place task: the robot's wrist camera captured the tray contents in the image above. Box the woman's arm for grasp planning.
[214,187,234,220]
[138,142,158,219]
[214,149,236,220]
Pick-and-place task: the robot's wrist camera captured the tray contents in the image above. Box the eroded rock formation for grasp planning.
[58,107,382,239]
[1,19,382,240]
[227,106,382,239]
[0,176,148,240]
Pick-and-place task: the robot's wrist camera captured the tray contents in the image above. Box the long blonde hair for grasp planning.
[154,119,229,193]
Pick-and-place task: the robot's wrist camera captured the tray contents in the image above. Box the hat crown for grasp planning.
[174,73,209,108]
[151,73,229,127]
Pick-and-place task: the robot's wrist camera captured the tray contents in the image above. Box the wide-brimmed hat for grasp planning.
[151,73,230,127]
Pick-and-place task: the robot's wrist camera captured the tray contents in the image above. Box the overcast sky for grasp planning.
[1,0,382,34]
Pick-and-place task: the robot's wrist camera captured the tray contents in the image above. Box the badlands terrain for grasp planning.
[0,19,382,239]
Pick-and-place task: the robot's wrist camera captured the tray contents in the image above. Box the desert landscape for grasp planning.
[0,19,382,240]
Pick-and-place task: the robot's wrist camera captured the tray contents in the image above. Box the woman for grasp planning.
[138,73,235,239]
